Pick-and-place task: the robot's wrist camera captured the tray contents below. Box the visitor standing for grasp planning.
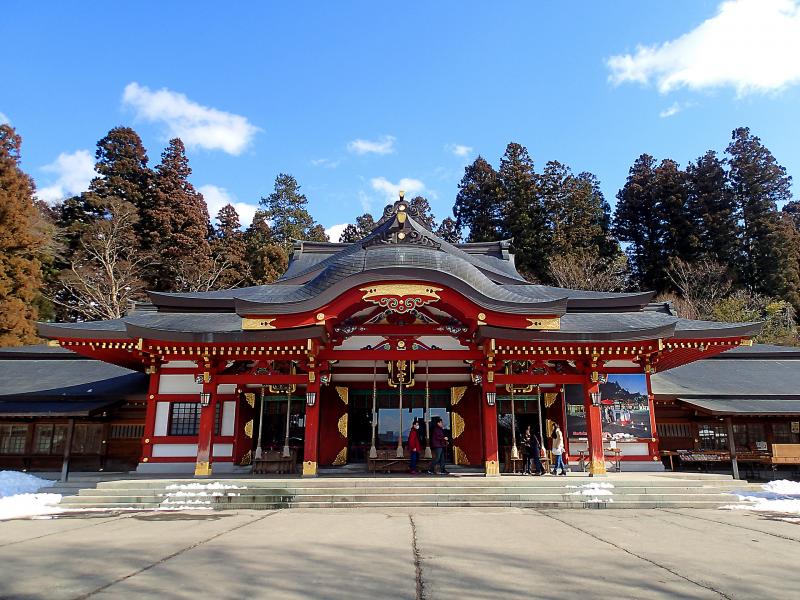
[426,417,449,475]
[531,431,545,476]
[407,419,422,474]
[520,425,533,474]
[551,424,567,476]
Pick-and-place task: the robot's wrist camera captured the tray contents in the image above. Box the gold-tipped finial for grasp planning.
[399,190,405,200]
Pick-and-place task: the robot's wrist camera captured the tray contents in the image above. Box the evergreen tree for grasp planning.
[339,213,376,242]
[498,143,549,281]
[726,127,800,307]
[408,196,437,231]
[212,204,249,289]
[260,174,327,249]
[147,139,213,291]
[784,200,800,230]
[245,210,289,284]
[613,154,662,290]
[453,156,502,242]
[654,158,698,271]
[541,163,616,259]
[0,125,44,346]
[435,217,462,244]
[686,150,740,267]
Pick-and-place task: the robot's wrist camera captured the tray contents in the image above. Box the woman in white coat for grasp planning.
[550,424,567,476]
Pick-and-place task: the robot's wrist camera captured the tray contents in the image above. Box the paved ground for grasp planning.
[1,508,799,599]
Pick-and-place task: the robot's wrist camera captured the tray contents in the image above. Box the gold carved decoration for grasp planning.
[338,413,348,437]
[526,317,561,331]
[451,412,465,439]
[453,446,470,466]
[244,419,254,438]
[450,386,467,406]
[544,393,558,408]
[336,386,349,405]
[359,284,443,314]
[242,317,276,330]
[244,393,255,408]
[239,450,252,466]
[303,461,318,476]
[332,446,348,465]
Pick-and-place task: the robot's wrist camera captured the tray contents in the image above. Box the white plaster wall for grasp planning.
[152,443,198,458]
[154,402,170,436]
[218,384,237,394]
[159,374,202,394]
[221,401,236,436]
[213,443,233,458]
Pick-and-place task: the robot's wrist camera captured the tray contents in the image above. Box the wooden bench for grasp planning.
[253,450,296,474]
[771,444,800,468]
[368,449,430,474]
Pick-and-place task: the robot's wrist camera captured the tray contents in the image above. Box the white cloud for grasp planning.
[607,0,800,96]
[446,143,473,157]
[659,101,696,118]
[347,135,396,155]
[122,82,260,155]
[311,158,341,168]
[0,112,10,125]
[37,150,96,204]
[370,177,427,201]
[198,184,258,228]
[325,223,349,243]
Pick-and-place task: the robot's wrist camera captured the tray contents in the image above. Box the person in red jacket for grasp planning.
[407,419,422,474]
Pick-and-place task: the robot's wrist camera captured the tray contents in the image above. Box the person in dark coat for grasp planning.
[520,425,534,474]
[426,416,449,475]
[407,419,422,474]
[530,431,545,476]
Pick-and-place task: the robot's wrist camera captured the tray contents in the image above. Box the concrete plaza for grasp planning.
[1,507,798,599]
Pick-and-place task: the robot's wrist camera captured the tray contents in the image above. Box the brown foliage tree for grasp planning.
[0,125,45,345]
[212,204,249,289]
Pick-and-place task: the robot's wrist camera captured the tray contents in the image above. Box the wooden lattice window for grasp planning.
[656,423,692,438]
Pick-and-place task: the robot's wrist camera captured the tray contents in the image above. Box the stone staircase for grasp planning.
[54,474,764,511]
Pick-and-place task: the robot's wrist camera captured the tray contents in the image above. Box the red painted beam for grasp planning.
[318,349,483,361]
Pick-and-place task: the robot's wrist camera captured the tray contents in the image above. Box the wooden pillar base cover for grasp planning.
[588,459,607,476]
[302,461,318,477]
[484,460,500,477]
[194,461,212,477]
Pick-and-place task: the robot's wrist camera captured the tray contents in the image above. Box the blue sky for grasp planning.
[3,1,799,240]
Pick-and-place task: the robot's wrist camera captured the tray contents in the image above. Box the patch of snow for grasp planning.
[0,493,63,520]
[722,479,800,515]
[0,471,54,497]
[570,489,614,496]
[165,482,245,490]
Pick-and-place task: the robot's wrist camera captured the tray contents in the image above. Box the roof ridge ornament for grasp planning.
[364,190,442,250]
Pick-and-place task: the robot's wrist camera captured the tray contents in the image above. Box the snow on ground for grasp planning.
[722,479,800,518]
[568,482,614,496]
[0,471,54,497]
[165,482,246,490]
[0,471,65,521]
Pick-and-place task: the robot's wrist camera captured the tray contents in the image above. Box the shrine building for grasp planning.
[35,194,761,477]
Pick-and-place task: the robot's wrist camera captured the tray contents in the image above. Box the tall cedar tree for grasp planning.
[541,162,616,259]
[245,210,289,284]
[408,196,437,231]
[0,125,44,345]
[784,200,800,230]
[686,150,740,268]
[146,138,213,291]
[726,127,800,308]
[499,143,549,281]
[212,204,249,289]
[453,156,502,242]
[613,154,662,290]
[654,159,699,278]
[260,174,327,250]
[435,217,462,244]
[340,213,376,242]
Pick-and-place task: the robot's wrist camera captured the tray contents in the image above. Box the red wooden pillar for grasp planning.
[140,370,160,466]
[481,376,499,477]
[303,377,321,477]
[583,378,606,476]
[195,381,216,477]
